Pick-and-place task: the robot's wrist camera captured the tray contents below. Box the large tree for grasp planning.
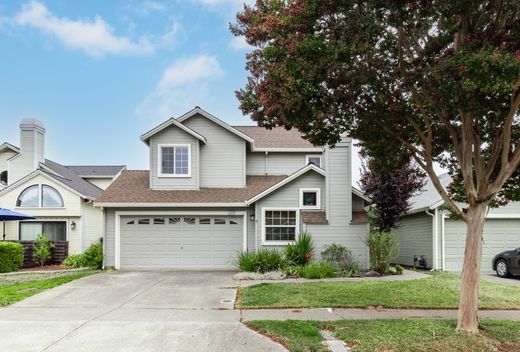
[232,0,520,332]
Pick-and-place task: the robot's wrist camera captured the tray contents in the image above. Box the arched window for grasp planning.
[16,185,39,207]
[42,185,64,207]
[16,184,64,208]
[0,171,7,186]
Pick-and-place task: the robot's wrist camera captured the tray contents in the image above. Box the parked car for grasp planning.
[493,248,520,278]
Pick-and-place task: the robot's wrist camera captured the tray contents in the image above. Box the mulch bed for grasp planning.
[18,265,73,272]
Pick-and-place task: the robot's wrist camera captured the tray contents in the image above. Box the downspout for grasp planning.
[425,208,438,271]
[264,151,268,175]
[441,213,446,270]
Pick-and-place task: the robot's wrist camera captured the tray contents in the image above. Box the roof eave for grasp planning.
[94,202,248,208]
[177,107,254,143]
[246,164,326,205]
[140,117,208,145]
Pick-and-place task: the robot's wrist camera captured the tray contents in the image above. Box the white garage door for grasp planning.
[120,216,244,269]
[444,219,520,272]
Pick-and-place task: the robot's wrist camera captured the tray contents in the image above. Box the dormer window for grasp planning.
[306,155,322,168]
[158,144,191,177]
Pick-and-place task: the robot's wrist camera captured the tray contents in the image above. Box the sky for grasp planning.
[0,0,365,183]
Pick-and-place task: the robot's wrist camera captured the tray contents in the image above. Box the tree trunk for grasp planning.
[457,202,487,333]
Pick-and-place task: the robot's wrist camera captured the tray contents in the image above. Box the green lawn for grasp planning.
[0,270,99,306]
[247,319,520,352]
[237,271,520,309]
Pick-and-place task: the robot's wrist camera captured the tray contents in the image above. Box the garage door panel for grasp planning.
[120,216,243,269]
[445,219,520,272]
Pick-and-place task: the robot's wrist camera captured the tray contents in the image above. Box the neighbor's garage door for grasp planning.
[120,216,243,269]
[444,218,520,272]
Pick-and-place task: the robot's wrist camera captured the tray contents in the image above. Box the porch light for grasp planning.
[249,214,255,222]
[70,221,76,230]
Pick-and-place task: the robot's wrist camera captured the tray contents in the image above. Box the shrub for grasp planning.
[63,254,87,268]
[282,264,304,277]
[237,251,257,272]
[365,231,400,274]
[0,242,24,273]
[301,261,338,279]
[321,244,356,271]
[82,239,103,269]
[236,249,286,273]
[63,239,103,269]
[284,231,314,265]
[32,234,54,267]
[395,264,404,275]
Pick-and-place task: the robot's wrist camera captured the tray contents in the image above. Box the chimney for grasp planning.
[324,135,352,223]
[19,118,45,169]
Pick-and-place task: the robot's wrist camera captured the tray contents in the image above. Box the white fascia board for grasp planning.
[0,142,20,154]
[352,186,370,202]
[140,117,207,145]
[94,202,248,208]
[177,107,254,143]
[251,147,323,152]
[246,164,326,205]
[38,162,65,178]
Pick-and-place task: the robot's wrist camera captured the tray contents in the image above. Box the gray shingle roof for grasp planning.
[233,126,317,149]
[66,165,125,177]
[409,173,452,213]
[43,160,105,200]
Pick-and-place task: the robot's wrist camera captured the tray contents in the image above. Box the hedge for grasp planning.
[0,242,24,273]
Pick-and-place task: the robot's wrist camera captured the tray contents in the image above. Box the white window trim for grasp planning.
[305,154,322,168]
[261,207,300,246]
[299,188,321,210]
[16,184,65,209]
[157,144,192,178]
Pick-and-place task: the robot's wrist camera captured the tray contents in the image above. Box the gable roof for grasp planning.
[408,173,452,214]
[234,126,321,151]
[352,186,370,202]
[66,165,126,178]
[94,170,286,206]
[0,142,20,154]
[245,164,326,205]
[177,107,254,143]
[140,117,208,145]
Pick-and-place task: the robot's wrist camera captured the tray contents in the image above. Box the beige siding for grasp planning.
[184,114,246,187]
[0,174,82,217]
[8,128,44,184]
[149,127,199,190]
[393,213,433,268]
[84,178,113,191]
[83,202,103,250]
[0,150,16,186]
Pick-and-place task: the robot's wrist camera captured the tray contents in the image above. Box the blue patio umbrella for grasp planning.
[0,208,35,241]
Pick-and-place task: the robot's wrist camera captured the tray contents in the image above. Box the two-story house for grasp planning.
[0,119,125,254]
[96,107,369,269]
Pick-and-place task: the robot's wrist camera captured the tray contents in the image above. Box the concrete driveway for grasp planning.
[0,271,286,352]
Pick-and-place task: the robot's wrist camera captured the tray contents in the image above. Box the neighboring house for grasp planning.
[0,119,125,254]
[393,174,520,272]
[95,107,370,270]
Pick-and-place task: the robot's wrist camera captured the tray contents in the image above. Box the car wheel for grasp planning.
[496,259,510,278]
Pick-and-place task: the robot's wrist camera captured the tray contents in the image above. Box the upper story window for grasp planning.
[17,184,64,208]
[299,188,321,210]
[306,155,322,168]
[159,144,191,177]
[0,171,7,187]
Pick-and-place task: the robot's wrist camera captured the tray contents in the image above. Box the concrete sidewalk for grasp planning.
[240,307,520,321]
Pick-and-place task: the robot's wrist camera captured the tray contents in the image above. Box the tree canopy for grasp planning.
[232,0,520,217]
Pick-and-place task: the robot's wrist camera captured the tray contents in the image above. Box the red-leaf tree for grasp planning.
[232,0,520,332]
[360,158,426,232]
